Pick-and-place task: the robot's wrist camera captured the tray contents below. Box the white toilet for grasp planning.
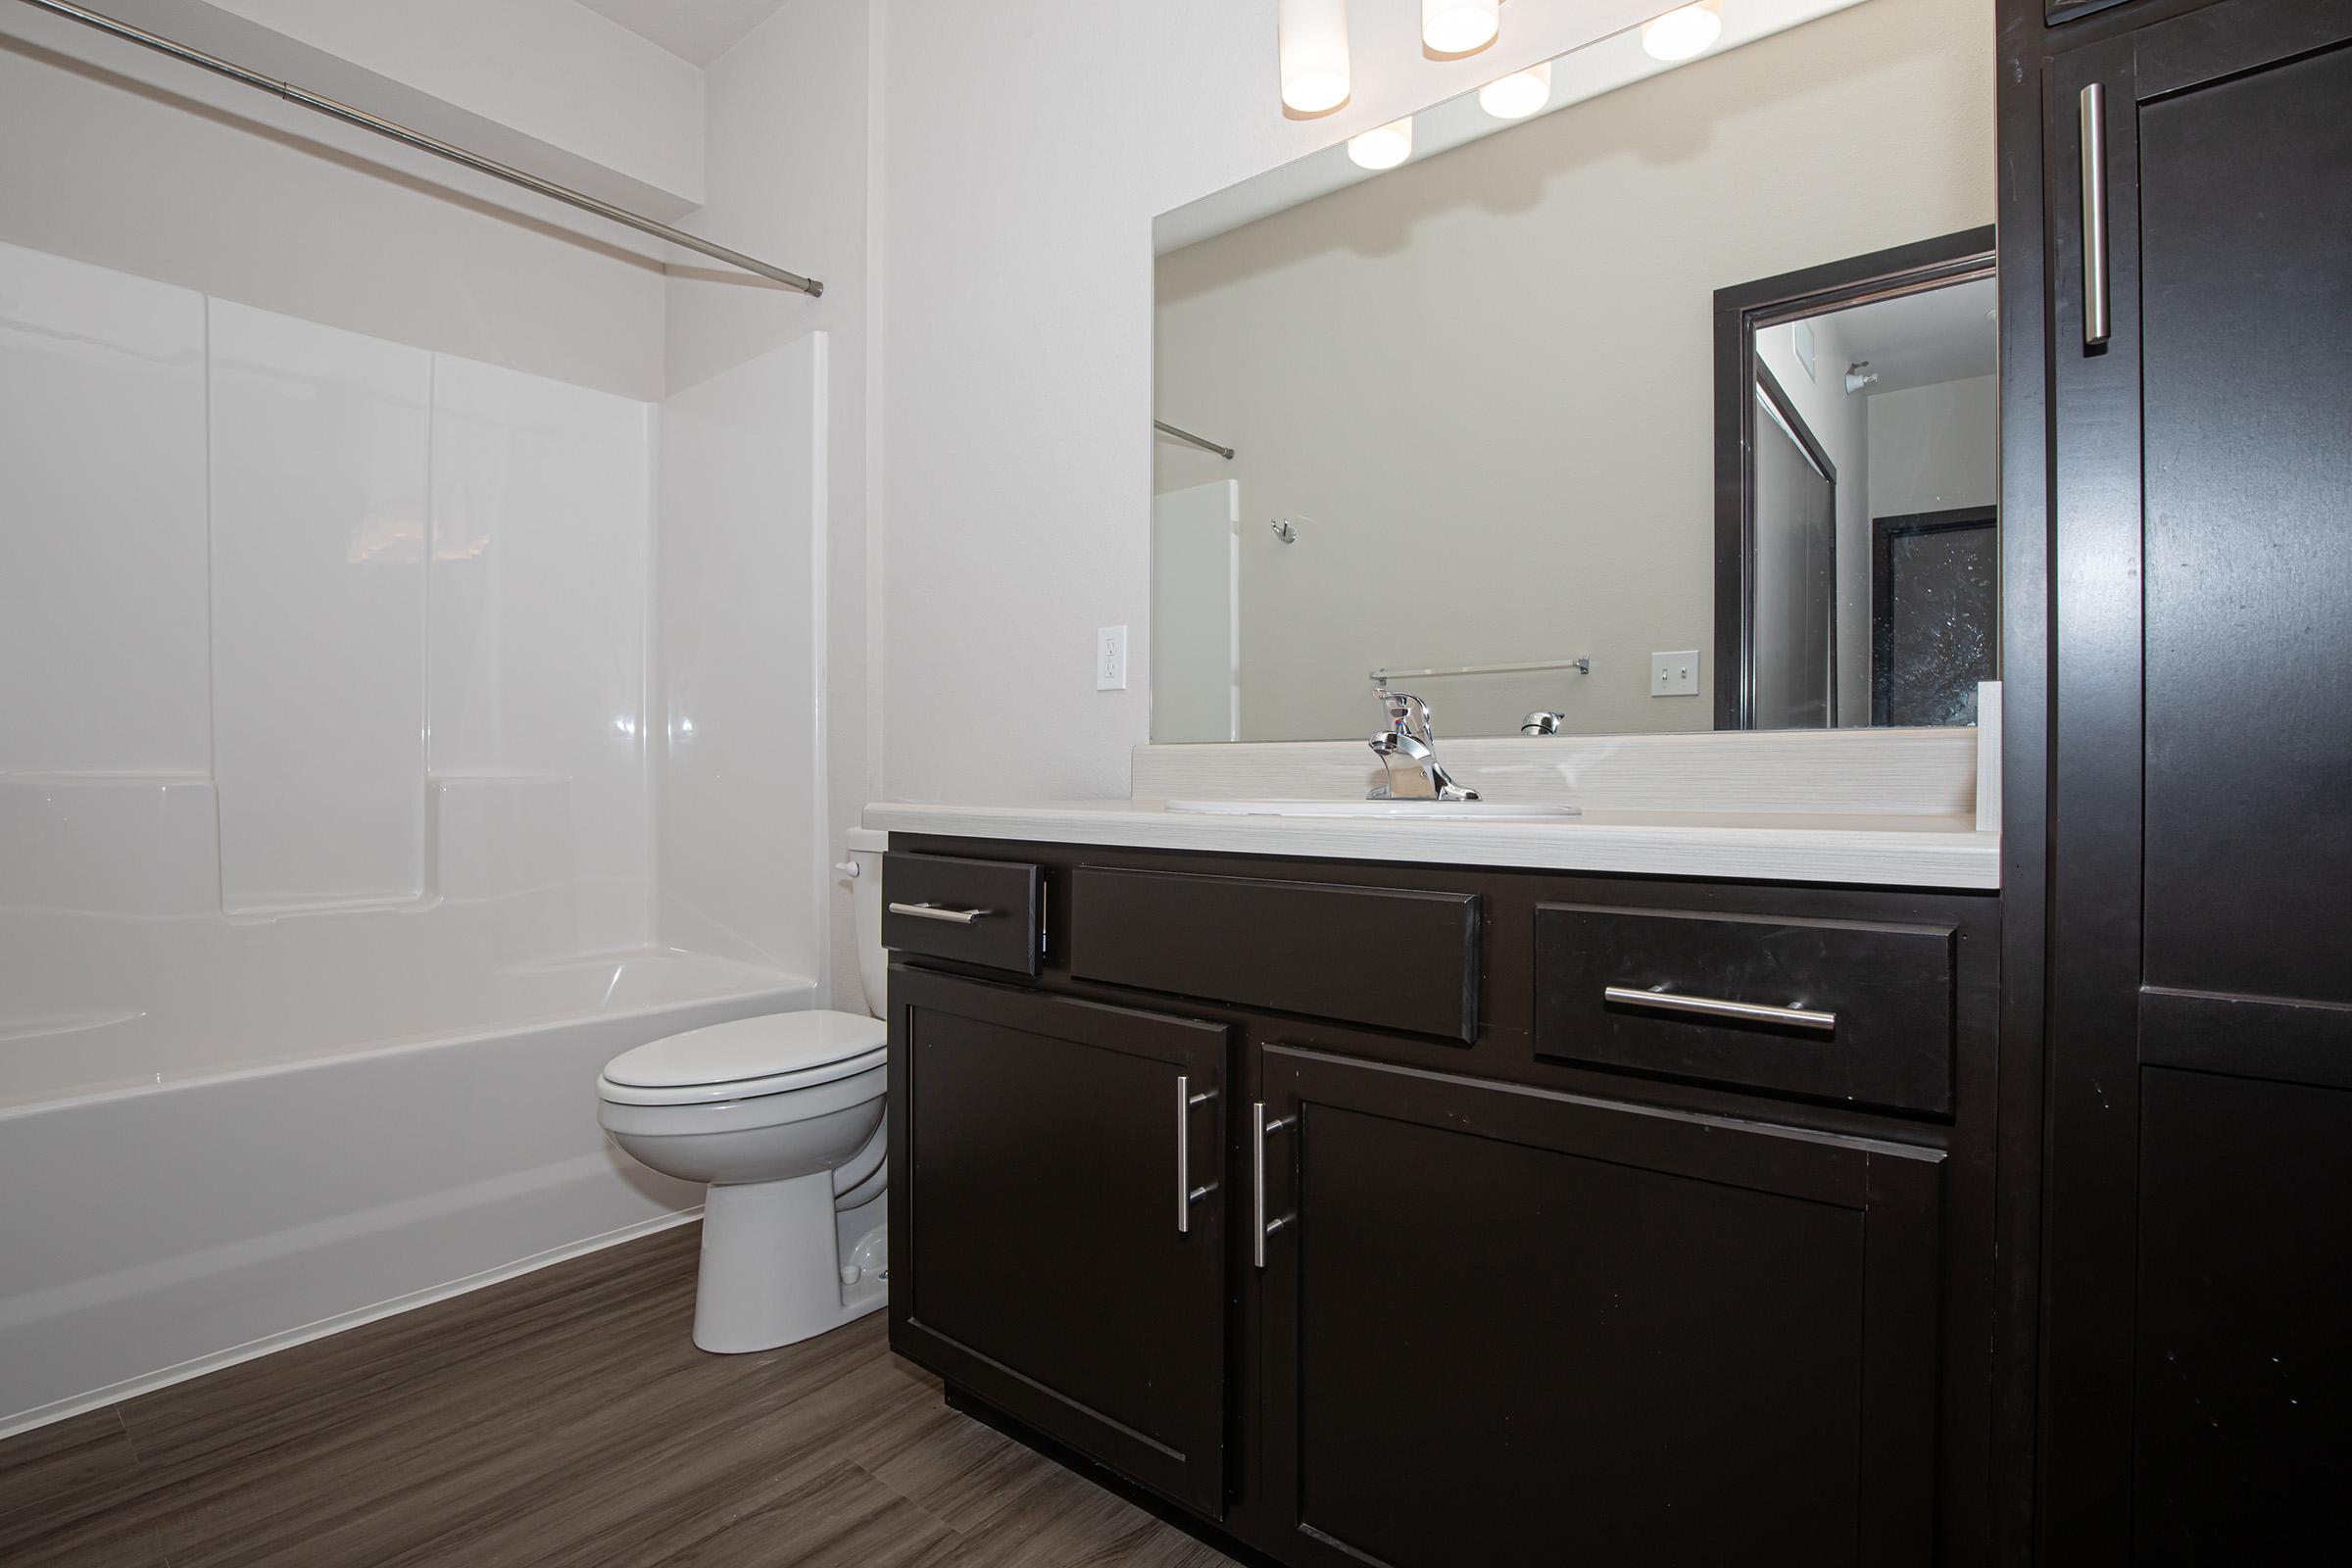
[598,829,893,1353]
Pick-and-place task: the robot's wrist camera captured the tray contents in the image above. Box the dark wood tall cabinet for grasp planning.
[2007,0,2352,1558]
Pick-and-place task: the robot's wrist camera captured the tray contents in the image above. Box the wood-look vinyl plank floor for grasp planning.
[0,1222,1239,1568]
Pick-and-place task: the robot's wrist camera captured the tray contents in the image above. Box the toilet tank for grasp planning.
[844,828,890,1019]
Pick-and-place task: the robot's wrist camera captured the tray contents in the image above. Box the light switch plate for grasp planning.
[1097,625,1128,691]
[1650,650,1700,697]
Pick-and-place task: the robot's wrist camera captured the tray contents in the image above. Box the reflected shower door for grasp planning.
[1749,378,1838,730]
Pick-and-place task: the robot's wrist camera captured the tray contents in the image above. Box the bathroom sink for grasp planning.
[1165,799,1580,820]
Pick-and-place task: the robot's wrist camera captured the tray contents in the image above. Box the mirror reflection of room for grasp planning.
[1731,244,1998,731]
[1152,0,1994,743]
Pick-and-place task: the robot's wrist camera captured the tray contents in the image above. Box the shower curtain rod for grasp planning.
[1154,420,1234,460]
[12,0,823,296]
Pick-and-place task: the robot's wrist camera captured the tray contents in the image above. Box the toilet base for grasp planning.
[693,1172,888,1353]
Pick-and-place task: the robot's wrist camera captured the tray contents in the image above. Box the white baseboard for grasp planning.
[0,1207,700,1444]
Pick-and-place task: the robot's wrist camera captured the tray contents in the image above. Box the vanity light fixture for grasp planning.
[1641,1,1724,63]
[1478,60,1552,120]
[1278,0,1351,115]
[1348,116,1415,170]
[1422,0,1499,55]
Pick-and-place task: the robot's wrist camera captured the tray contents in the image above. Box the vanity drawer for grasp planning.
[1534,903,1956,1115]
[1070,867,1480,1042]
[883,853,1045,977]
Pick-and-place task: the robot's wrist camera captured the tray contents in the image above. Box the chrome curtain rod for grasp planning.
[1154,420,1235,460]
[12,0,822,296]
[1369,656,1592,683]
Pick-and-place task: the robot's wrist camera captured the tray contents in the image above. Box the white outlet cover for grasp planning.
[1097,625,1129,691]
[1650,650,1700,697]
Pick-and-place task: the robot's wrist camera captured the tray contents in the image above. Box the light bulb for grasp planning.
[1348,117,1414,171]
[1279,0,1350,115]
[1422,1,1498,54]
[1642,2,1724,63]
[1478,60,1552,121]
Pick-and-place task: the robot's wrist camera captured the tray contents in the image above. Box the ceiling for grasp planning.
[573,0,793,67]
[1816,277,2000,395]
[1156,0,1869,255]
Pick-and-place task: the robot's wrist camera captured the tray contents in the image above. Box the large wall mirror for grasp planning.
[1151,0,1995,743]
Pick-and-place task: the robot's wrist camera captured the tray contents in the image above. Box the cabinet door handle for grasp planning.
[1175,1076,1216,1235]
[1603,985,1837,1032]
[1252,1101,1295,1269]
[888,901,995,925]
[2080,82,2109,349]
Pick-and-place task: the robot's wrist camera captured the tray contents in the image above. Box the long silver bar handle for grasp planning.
[1603,985,1837,1033]
[1252,1102,1295,1268]
[2081,82,2109,349]
[1176,1078,1217,1235]
[887,902,995,925]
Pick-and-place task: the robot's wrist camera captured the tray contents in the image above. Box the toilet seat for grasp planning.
[598,1010,887,1107]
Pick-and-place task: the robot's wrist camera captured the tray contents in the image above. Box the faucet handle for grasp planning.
[1375,685,1435,745]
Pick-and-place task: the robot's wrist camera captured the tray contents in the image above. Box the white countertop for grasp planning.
[862,799,1999,890]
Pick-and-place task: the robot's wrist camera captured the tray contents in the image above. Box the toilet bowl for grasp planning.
[597,828,894,1353]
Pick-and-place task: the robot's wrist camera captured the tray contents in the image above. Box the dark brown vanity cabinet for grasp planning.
[886,845,1997,1566]
[1253,1045,1944,1568]
[886,965,1231,1515]
[2008,0,2352,1557]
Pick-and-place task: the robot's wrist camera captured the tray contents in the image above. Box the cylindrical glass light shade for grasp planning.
[1478,60,1552,121]
[1642,2,1724,63]
[1279,0,1350,114]
[1422,0,1499,54]
[1347,117,1415,171]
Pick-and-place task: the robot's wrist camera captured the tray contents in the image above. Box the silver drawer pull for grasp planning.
[1603,985,1837,1032]
[888,901,996,925]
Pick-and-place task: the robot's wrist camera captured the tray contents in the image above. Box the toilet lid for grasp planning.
[603,1009,886,1090]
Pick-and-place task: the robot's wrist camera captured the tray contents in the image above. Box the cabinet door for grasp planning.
[1254,1046,1942,1568]
[2040,3,2352,1558]
[888,967,1230,1515]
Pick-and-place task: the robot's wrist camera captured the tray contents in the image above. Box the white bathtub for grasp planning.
[0,944,812,1437]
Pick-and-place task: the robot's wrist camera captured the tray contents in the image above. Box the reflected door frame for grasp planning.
[1712,225,1997,729]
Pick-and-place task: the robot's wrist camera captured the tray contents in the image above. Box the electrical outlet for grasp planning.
[1097,625,1128,691]
[1650,650,1700,697]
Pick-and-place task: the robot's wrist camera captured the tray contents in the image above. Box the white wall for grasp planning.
[0,243,211,779]
[431,355,658,950]
[667,0,878,1007]
[2,0,841,989]
[0,240,658,946]
[1868,374,1998,518]
[1152,480,1242,743]
[184,0,708,208]
[656,335,828,973]
[1153,0,1984,741]
[0,3,669,398]
[874,0,1993,796]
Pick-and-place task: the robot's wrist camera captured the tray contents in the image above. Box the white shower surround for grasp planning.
[0,241,831,1433]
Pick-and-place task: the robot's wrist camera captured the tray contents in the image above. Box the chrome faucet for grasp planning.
[1368,686,1480,802]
